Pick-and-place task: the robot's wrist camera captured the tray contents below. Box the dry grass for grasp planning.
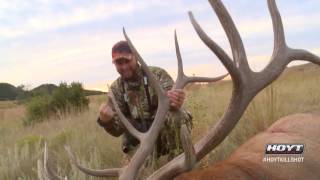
[0,95,122,179]
[0,64,319,179]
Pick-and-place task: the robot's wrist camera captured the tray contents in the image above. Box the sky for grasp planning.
[1,0,320,91]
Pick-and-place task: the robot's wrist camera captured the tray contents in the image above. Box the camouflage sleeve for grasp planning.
[97,80,128,137]
[151,66,174,91]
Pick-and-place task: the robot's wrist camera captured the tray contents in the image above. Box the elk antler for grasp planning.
[148,0,320,179]
[37,143,68,180]
[65,0,319,179]
[65,23,226,180]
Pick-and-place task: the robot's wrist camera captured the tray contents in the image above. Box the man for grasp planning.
[97,40,192,161]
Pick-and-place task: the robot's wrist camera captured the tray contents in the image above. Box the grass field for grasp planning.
[0,63,319,179]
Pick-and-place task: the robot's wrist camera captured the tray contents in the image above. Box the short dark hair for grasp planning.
[112,41,132,54]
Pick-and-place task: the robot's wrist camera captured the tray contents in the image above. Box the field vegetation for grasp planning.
[0,63,319,179]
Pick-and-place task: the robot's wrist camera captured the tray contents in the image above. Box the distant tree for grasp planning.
[52,82,70,114]
[69,82,89,112]
[16,84,30,101]
[24,95,53,125]
[24,82,89,125]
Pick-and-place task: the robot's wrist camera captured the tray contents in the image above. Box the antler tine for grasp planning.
[175,30,185,80]
[43,143,55,180]
[174,30,228,89]
[37,159,47,180]
[268,0,286,50]
[64,145,122,177]
[44,143,64,180]
[38,142,68,180]
[257,0,320,88]
[289,49,320,66]
[180,124,196,171]
[123,28,167,101]
[120,27,172,180]
[188,12,240,85]
[43,142,49,177]
[254,0,290,88]
[208,0,251,74]
[108,90,144,140]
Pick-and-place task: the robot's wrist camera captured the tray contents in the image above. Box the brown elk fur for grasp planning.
[176,113,320,180]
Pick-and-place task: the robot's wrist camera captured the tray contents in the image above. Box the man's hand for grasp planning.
[166,89,186,110]
[99,103,116,124]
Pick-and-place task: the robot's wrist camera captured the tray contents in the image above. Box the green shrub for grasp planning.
[52,82,70,114]
[24,82,89,125]
[69,82,89,112]
[51,82,89,114]
[24,95,54,125]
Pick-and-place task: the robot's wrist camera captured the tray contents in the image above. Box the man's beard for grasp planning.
[121,69,139,81]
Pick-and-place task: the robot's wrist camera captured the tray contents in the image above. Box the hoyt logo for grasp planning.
[265,144,304,154]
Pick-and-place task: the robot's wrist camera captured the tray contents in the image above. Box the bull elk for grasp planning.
[176,113,320,180]
[40,0,320,179]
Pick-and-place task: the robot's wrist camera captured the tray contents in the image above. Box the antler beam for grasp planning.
[148,0,320,179]
[65,23,226,180]
[64,0,319,179]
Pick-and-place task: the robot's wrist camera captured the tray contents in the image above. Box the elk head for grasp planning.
[63,0,320,179]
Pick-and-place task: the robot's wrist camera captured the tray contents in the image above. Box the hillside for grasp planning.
[0,83,22,100]
[0,83,106,101]
[31,84,57,95]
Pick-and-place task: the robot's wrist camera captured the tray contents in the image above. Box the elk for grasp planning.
[176,112,320,180]
[41,0,320,179]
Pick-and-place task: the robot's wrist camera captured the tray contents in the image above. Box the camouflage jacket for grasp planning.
[98,66,192,157]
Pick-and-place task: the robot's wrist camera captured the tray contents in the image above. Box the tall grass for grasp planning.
[0,95,122,179]
[0,64,319,179]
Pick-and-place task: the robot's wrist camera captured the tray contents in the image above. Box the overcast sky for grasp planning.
[1,0,320,91]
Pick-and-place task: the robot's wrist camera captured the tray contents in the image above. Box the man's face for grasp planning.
[113,56,138,80]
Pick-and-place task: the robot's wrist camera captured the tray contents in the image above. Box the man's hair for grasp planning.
[112,41,132,54]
